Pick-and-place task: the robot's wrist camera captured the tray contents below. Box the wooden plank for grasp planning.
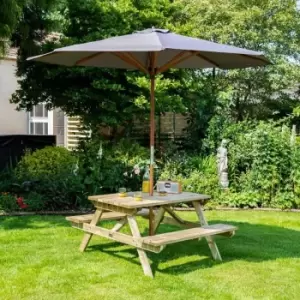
[153,207,165,233]
[136,209,150,218]
[157,216,235,236]
[164,207,187,224]
[149,208,155,236]
[88,192,210,209]
[82,224,162,253]
[110,218,127,233]
[162,216,199,229]
[203,224,236,237]
[92,201,137,215]
[192,201,208,226]
[127,216,154,278]
[193,201,222,261]
[69,221,84,229]
[79,209,103,252]
[143,224,237,246]
[66,212,126,224]
[66,214,94,223]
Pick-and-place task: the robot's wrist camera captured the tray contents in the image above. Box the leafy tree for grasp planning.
[0,0,23,56]
[176,0,300,122]
[0,0,64,55]
[11,0,188,139]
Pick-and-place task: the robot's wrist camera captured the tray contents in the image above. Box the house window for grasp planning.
[28,104,53,135]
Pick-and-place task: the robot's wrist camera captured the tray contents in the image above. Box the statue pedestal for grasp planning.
[220,172,229,189]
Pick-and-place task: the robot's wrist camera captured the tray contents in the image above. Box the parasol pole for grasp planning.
[149,74,155,196]
[149,52,157,197]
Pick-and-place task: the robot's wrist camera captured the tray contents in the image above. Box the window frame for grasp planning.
[28,104,53,135]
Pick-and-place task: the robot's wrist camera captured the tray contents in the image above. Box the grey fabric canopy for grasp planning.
[28,28,270,197]
[28,28,269,70]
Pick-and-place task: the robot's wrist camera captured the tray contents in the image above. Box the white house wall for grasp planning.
[0,59,27,134]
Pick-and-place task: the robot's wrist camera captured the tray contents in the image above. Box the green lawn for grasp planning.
[0,211,299,300]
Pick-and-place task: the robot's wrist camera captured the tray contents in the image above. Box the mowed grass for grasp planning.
[0,211,299,300]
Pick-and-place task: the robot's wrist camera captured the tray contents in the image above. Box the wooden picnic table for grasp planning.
[66,192,237,278]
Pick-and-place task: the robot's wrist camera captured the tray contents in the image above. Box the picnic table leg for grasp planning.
[153,207,165,234]
[164,206,186,225]
[127,215,154,278]
[192,201,222,261]
[79,209,103,252]
[110,218,127,233]
[149,208,155,236]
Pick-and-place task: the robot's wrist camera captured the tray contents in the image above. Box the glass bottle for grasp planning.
[142,166,150,193]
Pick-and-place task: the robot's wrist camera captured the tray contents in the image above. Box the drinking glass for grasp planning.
[119,187,127,197]
[134,191,143,201]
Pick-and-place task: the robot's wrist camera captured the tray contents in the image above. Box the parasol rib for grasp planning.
[75,52,104,66]
[113,52,148,74]
[239,54,270,65]
[126,53,149,73]
[196,53,220,68]
[156,51,186,73]
[157,51,200,73]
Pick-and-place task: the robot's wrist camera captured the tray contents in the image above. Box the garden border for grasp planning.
[1,207,300,217]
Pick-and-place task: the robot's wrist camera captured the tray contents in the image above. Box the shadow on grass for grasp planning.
[0,215,69,230]
[87,220,300,275]
[1,215,300,276]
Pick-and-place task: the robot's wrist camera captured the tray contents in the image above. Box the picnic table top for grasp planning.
[88,191,210,209]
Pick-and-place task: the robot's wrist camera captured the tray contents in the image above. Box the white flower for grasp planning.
[97,142,103,159]
[73,161,79,176]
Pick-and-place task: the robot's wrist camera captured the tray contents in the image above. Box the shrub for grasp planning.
[220,191,262,208]
[159,120,300,209]
[24,192,46,211]
[223,121,300,207]
[76,138,150,193]
[181,170,220,199]
[160,155,221,201]
[229,122,291,195]
[0,168,19,194]
[24,175,88,211]
[12,146,88,211]
[270,192,299,210]
[0,193,19,212]
[16,146,77,180]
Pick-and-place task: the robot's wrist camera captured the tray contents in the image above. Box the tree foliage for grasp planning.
[0,0,23,55]
[11,0,187,136]
[9,0,300,149]
[176,0,300,122]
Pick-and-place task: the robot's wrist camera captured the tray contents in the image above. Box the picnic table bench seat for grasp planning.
[66,209,151,228]
[142,224,236,246]
[66,212,126,228]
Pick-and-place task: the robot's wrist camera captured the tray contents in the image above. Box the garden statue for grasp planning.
[217,139,229,188]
